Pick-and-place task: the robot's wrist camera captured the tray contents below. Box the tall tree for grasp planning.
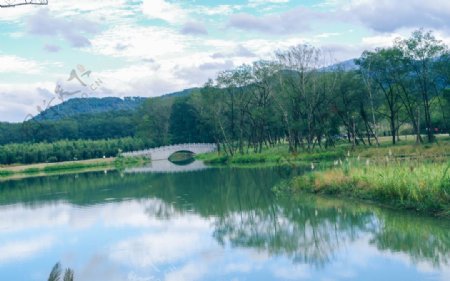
[276,44,324,151]
[397,29,448,142]
[357,48,404,145]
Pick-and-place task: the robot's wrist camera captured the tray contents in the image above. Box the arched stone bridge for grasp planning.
[121,143,217,161]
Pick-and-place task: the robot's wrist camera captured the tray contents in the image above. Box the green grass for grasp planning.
[289,160,450,216]
[0,156,149,180]
[0,170,14,177]
[197,138,450,166]
[42,162,110,173]
[196,143,347,165]
[23,168,41,174]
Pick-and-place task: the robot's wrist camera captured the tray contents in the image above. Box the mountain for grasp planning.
[160,88,200,99]
[34,97,147,121]
[322,59,358,72]
[33,88,199,121]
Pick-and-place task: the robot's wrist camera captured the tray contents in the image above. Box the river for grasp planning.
[0,161,448,280]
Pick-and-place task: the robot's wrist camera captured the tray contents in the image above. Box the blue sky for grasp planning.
[0,0,450,121]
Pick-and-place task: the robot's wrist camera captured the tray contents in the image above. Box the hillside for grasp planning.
[33,97,147,121]
[33,88,198,121]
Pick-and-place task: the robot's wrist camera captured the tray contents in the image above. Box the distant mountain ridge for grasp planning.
[34,88,198,121]
[33,97,147,121]
[322,59,358,72]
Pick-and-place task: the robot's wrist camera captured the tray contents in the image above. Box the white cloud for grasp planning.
[360,33,401,48]
[141,0,187,24]
[0,82,55,122]
[271,264,310,280]
[89,25,188,60]
[164,262,208,281]
[0,55,42,73]
[228,7,319,35]
[110,231,206,267]
[340,0,450,32]
[194,5,238,16]
[0,235,55,264]
[249,0,290,4]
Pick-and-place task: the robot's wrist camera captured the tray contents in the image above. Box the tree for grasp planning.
[357,48,404,145]
[136,98,172,146]
[168,97,212,144]
[276,45,336,151]
[216,65,254,154]
[248,60,280,152]
[397,29,448,142]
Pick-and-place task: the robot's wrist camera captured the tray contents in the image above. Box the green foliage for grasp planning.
[63,269,74,281]
[197,143,347,165]
[168,97,214,144]
[47,263,74,281]
[0,170,13,177]
[42,162,106,173]
[47,263,62,281]
[136,98,172,146]
[34,97,146,121]
[0,109,142,146]
[23,168,40,174]
[0,137,148,165]
[291,160,450,216]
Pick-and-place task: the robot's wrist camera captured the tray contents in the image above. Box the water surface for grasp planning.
[0,163,448,281]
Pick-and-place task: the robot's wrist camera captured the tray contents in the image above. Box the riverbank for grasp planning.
[285,160,449,217]
[197,137,450,216]
[0,156,147,181]
[197,136,450,165]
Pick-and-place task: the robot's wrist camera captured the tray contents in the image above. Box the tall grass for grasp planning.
[292,159,450,216]
[0,170,14,177]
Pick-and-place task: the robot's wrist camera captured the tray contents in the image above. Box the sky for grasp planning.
[0,0,450,122]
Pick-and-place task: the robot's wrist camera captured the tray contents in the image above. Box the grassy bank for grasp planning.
[0,156,148,180]
[196,143,346,165]
[197,136,450,165]
[287,160,450,216]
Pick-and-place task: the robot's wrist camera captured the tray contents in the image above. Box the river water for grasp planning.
[0,161,448,280]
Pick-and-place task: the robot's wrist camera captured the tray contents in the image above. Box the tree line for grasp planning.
[0,110,139,146]
[138,29,449,155]
[0,138,149,165]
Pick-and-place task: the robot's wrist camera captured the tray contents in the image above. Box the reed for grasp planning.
[291,159,450,216]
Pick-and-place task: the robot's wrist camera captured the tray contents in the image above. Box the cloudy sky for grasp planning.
[0,0,449,122]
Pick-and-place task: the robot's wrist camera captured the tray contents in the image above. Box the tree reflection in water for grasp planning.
[0,166,448,270]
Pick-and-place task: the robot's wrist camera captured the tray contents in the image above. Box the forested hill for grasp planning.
[33,88,198,121]
[34,97,147,121]
[0,88,200,146]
